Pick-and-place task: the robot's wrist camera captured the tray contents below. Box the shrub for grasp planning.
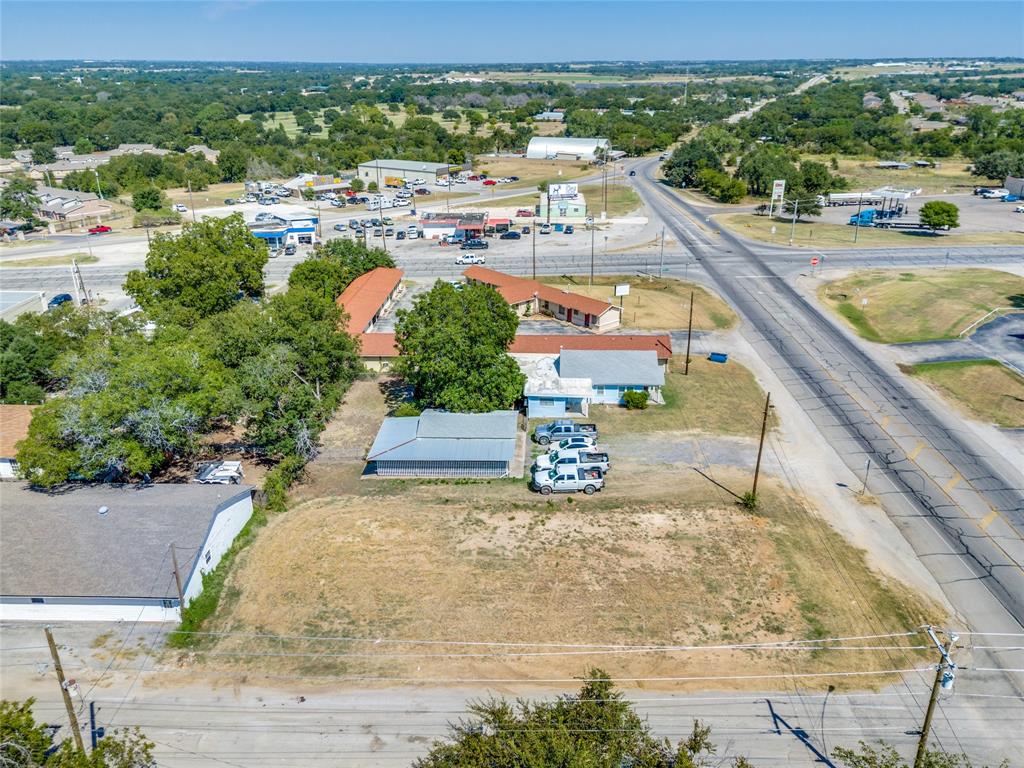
[263,454,306,513]
[622,390,650,410]
[393,402,421,417]
[133,209,182,227]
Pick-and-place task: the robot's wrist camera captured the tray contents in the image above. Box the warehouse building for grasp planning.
[357,159,462,188]
[526,137,610,161]
[366,410,520,478]
[0,484,254,622]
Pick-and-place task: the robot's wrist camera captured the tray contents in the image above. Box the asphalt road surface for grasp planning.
[632,157,1024,689]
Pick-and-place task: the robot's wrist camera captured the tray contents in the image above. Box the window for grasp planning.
[31,597,44,604]
[539,398,556,406]
[204,550,212,564]
[161,599,175,608]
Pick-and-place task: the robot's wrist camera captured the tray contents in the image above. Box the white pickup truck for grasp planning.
[533,448,610,473]
[531,467,605,495]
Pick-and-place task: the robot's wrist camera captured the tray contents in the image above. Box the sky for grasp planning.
[1,0,1021,63]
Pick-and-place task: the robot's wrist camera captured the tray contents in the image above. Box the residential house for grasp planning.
[34,185,114,222]
[0,404,35,480]
[366,410,519,478]
[862,92,883,110]
[462,266,622,332]
[186,144,221,163]
[0,483,254,622]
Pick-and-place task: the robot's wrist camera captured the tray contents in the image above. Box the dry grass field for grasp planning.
[540,276,737,331]
[907,360,1024,428]
[184,374,938,690]
[819,269,1024,343]
[803,154,981,194]
[475,156,593,188]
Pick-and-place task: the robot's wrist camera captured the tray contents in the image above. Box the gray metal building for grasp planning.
[356,159,461,187]
[366,410,518,478]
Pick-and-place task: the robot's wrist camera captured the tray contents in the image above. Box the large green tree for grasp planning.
[0,698,154,768]
[736,145,802,197]
[131,185,164,212]
[919,200,960,231]
[125,213,267,327]
[288,238,394,301]
[394,281,524,412]
[0,173,41,221]
[662,139,724,188]
[415,671,740,768]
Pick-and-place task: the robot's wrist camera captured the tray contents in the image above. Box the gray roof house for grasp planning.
[0,483,254,622]
[559,349,665,387]
[366,410,519,478]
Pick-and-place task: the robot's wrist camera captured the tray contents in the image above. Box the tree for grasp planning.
[73,137,94,155]
[30,142,56,165]
[125,213,267,327]
[367,181,379,192]
[288,238,394,301]
[919,200,960,231]
[415,670,733,768]
[971,149,1024,181]
[833,741,1007,768]
[0,173,41,221]
[662,139,723,188]
[218,144,249,182]
[349,177,365,193]
[736,145,801,197]
[394,281,525,412]
[782,189,823,220]
[131,186,164,212]
[0,698,155,767]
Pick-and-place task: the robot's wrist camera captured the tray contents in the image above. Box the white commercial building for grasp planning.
[526,137,610,161]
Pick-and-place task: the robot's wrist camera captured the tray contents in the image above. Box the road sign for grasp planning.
[810,257,819,266]
[771,179,786,201]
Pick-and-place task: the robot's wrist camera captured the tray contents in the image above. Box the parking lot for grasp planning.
[815,191,1024,235]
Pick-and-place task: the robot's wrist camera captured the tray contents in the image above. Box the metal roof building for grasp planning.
[559,349,665,387]
[526,137,610,161]
[366,410,519,478]
[0,484,254,622]
[357,159,462,187]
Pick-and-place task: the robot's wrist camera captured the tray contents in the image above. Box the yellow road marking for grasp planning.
[979,510,1000,531]
[907,442,925,461]
[943,473,962,493]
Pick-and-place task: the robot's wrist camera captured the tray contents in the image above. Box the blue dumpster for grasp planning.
[708,352,729,364]
[553,223,564,232]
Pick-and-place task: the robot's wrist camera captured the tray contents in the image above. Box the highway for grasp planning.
[630,157,1024,691]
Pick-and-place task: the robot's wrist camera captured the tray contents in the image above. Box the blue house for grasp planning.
[523,349,665,418]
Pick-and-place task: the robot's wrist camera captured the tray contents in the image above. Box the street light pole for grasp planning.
[788,198,799,245]
[658,225,665,278]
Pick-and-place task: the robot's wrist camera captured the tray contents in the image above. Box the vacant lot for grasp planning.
[819,269,1024,343]
[578,184,642,217]
[908,360,1024,428]
[475,156,593,188]
[803,154,980,195]
[717,212,1024,249]
[165,182,249,208]
[186,371,936,689]
[540,275,737,331]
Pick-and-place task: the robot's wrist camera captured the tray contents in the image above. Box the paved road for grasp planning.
[632,157,1024,687]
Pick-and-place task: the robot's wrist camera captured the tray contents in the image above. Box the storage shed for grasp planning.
[366,410,519,478]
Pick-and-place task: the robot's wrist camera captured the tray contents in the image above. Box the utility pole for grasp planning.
[684,290,694,376]
[860,458,872,496]
[788,198,799,245]
[187,180,196,223]
[45,626,84,751]
[682,63,689,107]
[658,226,665,278]
[915,627,958,768]
[589,224,595,287]
[170,542,185,609]
[751,392,771,498]
[93,168,103,200]
[531,219,537,280]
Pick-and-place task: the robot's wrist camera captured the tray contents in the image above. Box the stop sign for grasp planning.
[810,257,820,266]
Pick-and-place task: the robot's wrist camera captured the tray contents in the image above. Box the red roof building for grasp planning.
[336,267,404,335]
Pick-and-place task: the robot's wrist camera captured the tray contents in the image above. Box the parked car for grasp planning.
[539,224,551,235]
[268,247,280,259]
[1003,194,1020,202]
[455,253,486,265]
[516,209,534,217]
[382,217,394,225]
[349,220,361,229]
[629,170,637,177]
[564,225,575,234]
[468,175,480,181]
[373,227,384,237]
[534,448,610,473]
[414,188,431,196]
[224,198,236,205]
[284,244,296,256]
[521,226,530,234]
[460,239,489,250]
[194,460,244,485]
[531,467,604,495]
[331,199,347,207]
[499,230,521,240]
[981,188,1010,199]
[482,179,498,186]
[407,224,419,233]
[47,293,74,310]
[88,224,112,235]
[384,227,394,237]
[507,176,520,181]
[1015,205,1024,213]
[255,212,274,222]
[172,203,188,213]
[334,223,348,232]
[396,230,406,240]
[553,436,598,452]
[534,420,598,445]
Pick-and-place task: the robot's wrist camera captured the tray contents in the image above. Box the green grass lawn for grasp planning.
[820,269,1024,343]
[906,359,1024,428]
[578,184,642,217]
[0,252,98,268]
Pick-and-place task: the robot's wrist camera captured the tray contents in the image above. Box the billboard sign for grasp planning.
[614,283,630,297]
[771,179,786,201]
[547,183,578,201]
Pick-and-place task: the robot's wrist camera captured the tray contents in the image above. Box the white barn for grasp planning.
[0,484,254,622]
[526,137,610,161]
